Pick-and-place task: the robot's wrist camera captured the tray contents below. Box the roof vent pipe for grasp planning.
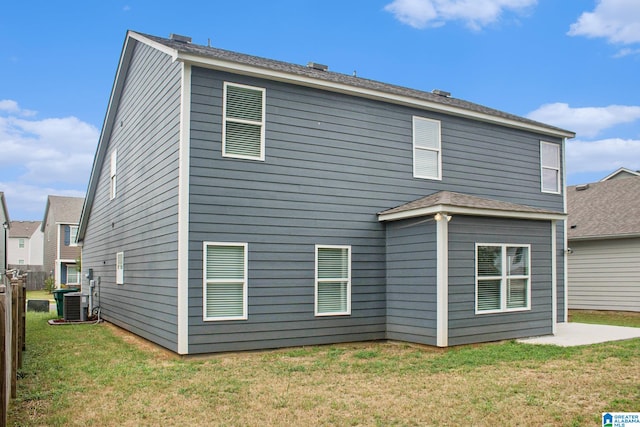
[170,33,192,43]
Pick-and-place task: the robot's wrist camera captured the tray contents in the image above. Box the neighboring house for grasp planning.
[77,31,575,355]
[567,175,640,312]
[599,167,640,182]
[42,196,84,287]
[0,192,9,277]
[7,221,44,267]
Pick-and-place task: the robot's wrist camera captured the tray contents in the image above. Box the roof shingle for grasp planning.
[567,176,640,240]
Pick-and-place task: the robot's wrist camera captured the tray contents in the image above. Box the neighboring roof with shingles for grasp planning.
[42,196,84,231]
[139,31,574,139]
[568,176,640,240]
[8,221,41,238]
[378,191,565,222]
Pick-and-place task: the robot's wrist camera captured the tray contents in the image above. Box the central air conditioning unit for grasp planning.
[63,292,88,321]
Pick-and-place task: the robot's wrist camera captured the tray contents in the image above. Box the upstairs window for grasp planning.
[315,245,351,316]
[540,141,560,193]
[203,242,248,321]
[476,244,531,314]
[64,225,79,247]
[19,238,24,248]
[413,116,442,180]
[223,82,266,161]
[110,149,117,199]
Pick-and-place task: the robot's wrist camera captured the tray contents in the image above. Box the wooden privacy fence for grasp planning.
[0,274,26,427]
[6,267,47,291]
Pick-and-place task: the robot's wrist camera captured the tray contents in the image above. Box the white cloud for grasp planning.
[0,100,98,219]
[527,103,640,138]
[0,99,36,117]
[0,181,84,221]
[567,138,640,175]
[384,0,537,30]
[568,0,640,45]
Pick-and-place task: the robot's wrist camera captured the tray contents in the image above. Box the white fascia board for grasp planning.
[171,52,574,140]
[378,204,566,223]
[128,31,179,60]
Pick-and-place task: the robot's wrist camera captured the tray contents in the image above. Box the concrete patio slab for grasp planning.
[518,322,640,347]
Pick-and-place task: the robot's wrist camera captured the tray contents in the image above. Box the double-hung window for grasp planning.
[69,226,79,247]
[315,245,351,316]
[223,82,266,161]
[540,141,560,193]
[116,252,124,285]
[203,242,248,321]
[67,265,80,284]
[476,244,531,314]
[18,238,24,248]
[413,116,442,180]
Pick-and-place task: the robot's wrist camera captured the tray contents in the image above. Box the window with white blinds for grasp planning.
[476,244,530,314]
[540,141,560,193]
[223,82,265,161]
[315,245,351,316]
[203,242,248,321]
[413,116,441,180]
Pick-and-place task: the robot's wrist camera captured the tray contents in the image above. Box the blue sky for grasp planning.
[1,0,639,220]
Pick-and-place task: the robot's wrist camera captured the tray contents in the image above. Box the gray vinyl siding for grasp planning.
[448,216,553,345]
[568,237,640,312]
[80,42,182,351]
[385,218,437,345]
[186,66,564,353]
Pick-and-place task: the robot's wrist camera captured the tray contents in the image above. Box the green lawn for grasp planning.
[26,290,55,301]
[10,311,640,426]
[570,309,640,328]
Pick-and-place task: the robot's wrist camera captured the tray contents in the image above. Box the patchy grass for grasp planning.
[11,312,640,426]
[570,310,640,328]
[26,290,54,301]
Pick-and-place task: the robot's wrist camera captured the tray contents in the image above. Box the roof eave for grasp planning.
[568,232,640,242]
[77,31,144,242]
[172,52,575,140]
[378,204,566,222]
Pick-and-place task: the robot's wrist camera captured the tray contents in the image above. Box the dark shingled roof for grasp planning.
[568,176,640,240]
[8,221,41,238]
[139,32,573,138]
[42,196,84,230]
[379,191,563,218]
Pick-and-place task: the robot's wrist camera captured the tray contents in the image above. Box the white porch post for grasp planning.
[436,212,450,347]
[551,220,557,335]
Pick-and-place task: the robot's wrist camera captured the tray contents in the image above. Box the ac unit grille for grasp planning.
[63,293,85,321]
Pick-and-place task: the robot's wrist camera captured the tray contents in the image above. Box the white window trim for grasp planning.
[66,265,80,285]
[116,251,124,285]
[110,149,117,199]
[315,244,352,316]
[412,116,442,181]
[203,242,248,321]
[69,225,79,247]
[540,141,561,194]
[222,82,266,161]
[475,243,531,314]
